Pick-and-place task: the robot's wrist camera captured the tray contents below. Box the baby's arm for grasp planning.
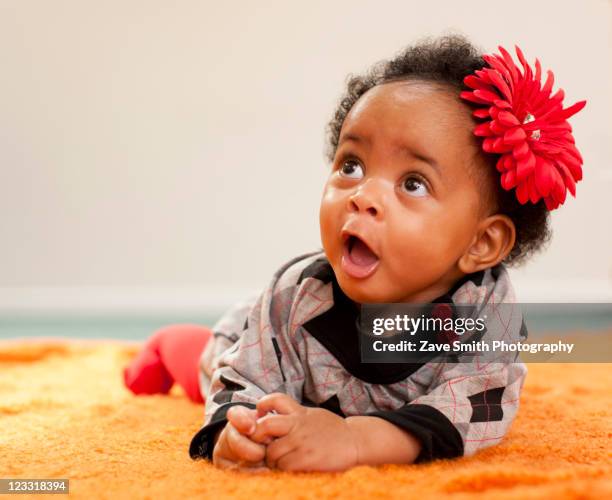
[250,393,358,471]
[189,268,307,467]
[365,360,528,462]
[251,356,526,470]
[211,398,423,471]
[250,393,422,471]
[344,416,422,465]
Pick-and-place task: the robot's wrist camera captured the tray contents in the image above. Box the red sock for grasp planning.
[123,324,213,404]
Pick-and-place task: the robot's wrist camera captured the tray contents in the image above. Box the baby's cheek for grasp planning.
[419,212,470,258]
[319,197,342,240]
[385,236,454,283]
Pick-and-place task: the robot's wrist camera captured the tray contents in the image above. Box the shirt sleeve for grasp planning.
[197,292,260,395]
[366,359,528,463]
[189,265,307,460]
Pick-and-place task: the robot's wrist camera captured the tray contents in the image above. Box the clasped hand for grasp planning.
[212,393,359,472]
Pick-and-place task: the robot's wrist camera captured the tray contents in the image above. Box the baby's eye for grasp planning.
[338,159,364,179]
[403,176,428,197]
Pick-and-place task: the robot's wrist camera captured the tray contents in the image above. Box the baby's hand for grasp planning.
[252,393,359,472]
[248,408,290,446]
[212,406,269,472]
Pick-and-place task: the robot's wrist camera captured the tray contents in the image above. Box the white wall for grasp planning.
[0,0,610,315]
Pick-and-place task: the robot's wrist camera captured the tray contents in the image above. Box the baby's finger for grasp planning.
[250,414,295,444]
[226,423,266,463]
[214,455,241,471]
[226,405,257,436]
[247,467,270,474]
[265,434,297,469]
[214,456,269,473]
[256,393,302,417]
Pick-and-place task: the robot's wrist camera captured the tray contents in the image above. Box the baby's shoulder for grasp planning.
[451,262,517,305]
[270,249,332,291]
[262,249,339,326]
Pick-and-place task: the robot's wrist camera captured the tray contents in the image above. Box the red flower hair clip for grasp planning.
[460,45,586,210]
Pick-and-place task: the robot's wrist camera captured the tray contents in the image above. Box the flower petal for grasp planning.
[504,127,527,145]
[464,75,489,90]
[490,120,506,135]
[494,99,512,109]
[474,123,493,136]
[513,141,530,159]
[528,174,540,203]
[534,157,553,197]
[516,154,535,181]
[558,100,587,121]
[544,195,557,211]
[557,161,577,197]
[483,137,495,152]
[497,111,520,127]
[515,180,529,204]
[550,167,566,204]
[460,91,489,104]
[487,70,513,103]
[501,169,517,190]
[515,45,532,80]
[473,108,490,119]
[498,46,520,82]
[474,89,503,103]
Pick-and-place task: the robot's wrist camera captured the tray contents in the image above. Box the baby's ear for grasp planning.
[458,215,516,273]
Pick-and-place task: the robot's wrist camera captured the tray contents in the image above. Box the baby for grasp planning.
[123,34,585,472]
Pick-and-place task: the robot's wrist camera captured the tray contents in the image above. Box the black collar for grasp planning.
[299,256,485,384]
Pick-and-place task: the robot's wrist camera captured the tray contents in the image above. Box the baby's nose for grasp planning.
[347,181,385,217]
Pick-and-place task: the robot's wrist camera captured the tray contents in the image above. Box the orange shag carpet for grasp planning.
[0,338,611,499]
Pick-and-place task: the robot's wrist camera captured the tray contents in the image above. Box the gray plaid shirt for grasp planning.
[189,250,527,463]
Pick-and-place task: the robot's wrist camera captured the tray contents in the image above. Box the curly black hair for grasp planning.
[324,33,552,267]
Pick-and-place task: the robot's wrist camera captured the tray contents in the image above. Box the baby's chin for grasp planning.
[333,269,394,305]
[326,248,402,304]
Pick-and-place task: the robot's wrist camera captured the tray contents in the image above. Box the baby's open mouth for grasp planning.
[347,235,379,266]
[341,235,380,279]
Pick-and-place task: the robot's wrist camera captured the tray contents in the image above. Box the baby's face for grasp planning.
[319,80,488,304]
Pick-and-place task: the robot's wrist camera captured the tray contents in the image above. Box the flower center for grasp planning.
[522,113,541,140]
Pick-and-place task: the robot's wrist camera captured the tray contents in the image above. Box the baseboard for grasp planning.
[0,282,610,341]
[0,285,260,317]
[0,279,610,317]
